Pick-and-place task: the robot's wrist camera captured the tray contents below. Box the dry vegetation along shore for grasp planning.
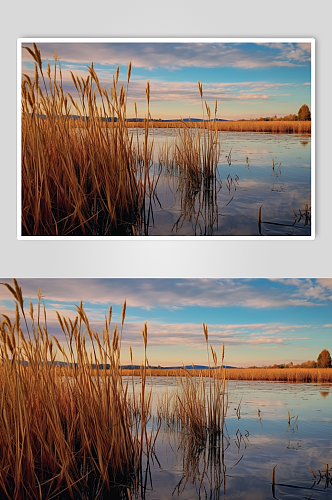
[126,120,311,134]
[0,280,227,499]
[120,367,332,383]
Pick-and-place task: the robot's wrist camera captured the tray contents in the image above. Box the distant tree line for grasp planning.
[248,349,331,369]
[250,104,311,122]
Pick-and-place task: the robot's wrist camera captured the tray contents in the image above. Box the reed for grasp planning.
[174,325,228,443]
[0,280,152,499]
[21,44,155,236]
[173,83,220,181]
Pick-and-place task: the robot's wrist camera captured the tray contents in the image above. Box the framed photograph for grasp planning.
[18,38,314,239]
[1,277,330,498]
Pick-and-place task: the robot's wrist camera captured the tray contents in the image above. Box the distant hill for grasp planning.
[122,364,237,369]
[33,114,230,123]
[163,364,236,369]
[65,115,228,123]
[121,364,236,369]
[8,361,236,369]
[151,118,228,123]
[182,118,228,122]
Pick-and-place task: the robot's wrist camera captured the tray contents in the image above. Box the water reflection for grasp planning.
[64,130,311,236]
[171,175,221,236]
[128,130,311,237]
[63,380,332,500]
[173,432,230,499]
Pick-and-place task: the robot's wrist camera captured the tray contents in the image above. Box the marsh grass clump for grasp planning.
[174,84,220,182]
[0,280,152,499]
[163,84,222,235]
[21,44,155,236]
[175,324,228,444]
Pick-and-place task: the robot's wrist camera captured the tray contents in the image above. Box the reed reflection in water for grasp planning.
[130,129,311,237]
[132,379,331,500]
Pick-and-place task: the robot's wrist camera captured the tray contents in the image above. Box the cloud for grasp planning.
[0,279,330,312]
[270,279,332,303]
[0,298,309,351]
[21,42,312,71]
[316,278,332,293]
[0,279,323,366]
[246,337,284,344]
[21,63,299,107]
[257,42,311,64]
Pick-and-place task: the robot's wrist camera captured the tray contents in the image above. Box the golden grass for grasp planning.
[21,46,220,237]
[225,367,332,382]
[0,280,230,499]
[173,88,220,180]
[126,120,311,134]
[174,326,227,441]
[21,44,155,236]
[120,367,332,382]
[21,46,223,237]
[0,280,152,499]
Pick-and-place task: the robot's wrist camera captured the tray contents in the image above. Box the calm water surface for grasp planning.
[133,129,311,236]
[127,378,331,499]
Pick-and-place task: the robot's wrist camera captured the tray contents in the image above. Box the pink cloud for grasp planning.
[21,41,312,70]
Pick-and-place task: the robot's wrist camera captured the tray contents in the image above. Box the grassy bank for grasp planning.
[121,367,332,383]
[126,120,311,134]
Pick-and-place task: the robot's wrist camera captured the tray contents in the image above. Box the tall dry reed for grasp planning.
[174,324,228,443]
[174,83,220,182]
[0,279,152,499]
[21,44,155,236]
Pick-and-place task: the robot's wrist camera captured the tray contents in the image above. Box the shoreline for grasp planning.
[120,367,331,382]
[125,120,311,134]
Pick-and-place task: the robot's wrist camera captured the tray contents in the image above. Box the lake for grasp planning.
[125,377,331,499]
[132,129,311,237]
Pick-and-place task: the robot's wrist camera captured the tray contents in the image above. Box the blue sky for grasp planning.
[0,279,330,367]
[21,41,312,120]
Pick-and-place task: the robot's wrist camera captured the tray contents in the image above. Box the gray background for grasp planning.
[0,0,330,278]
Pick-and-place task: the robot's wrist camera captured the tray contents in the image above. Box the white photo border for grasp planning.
[17,37,315,241]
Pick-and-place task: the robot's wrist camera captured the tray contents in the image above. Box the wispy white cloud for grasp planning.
[0,279,330,312]
[21,42,312,71]
[21,63,299,107]
[269,278,332,303]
